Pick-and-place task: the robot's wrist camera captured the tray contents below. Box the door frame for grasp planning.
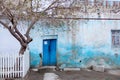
[42,35,58,66]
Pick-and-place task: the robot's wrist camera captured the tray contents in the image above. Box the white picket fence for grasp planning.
[0,50,30,79]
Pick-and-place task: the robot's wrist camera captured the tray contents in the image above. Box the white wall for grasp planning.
[0,25,20,53]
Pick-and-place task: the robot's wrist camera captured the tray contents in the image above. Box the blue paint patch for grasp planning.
[58,44,120,68]
[29,49,40,67]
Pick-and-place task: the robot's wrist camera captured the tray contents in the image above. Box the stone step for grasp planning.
[38,66,57,71]
[107,69,120,76]
[63,68,81,71]
[93,65,105,72]
[39,66,56,69]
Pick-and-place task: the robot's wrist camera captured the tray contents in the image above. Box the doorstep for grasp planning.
[38,66,57,71]
[63,68,81,71]
[39,66,56,69]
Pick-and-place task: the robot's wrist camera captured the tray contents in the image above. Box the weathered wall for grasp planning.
[29,20,120,69]
[0,20,120,69]
[0,19,120,69]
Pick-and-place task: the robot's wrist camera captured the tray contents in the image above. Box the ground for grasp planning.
[22,69,120,80]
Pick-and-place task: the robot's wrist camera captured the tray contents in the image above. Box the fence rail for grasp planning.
[0,50,30,79]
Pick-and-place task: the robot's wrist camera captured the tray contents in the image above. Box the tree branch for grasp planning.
[8,27,25,46]
[25,19,36,38]
[25,0,59,39]
[43,0,59,12]
[0,20,9,29]
[15,27,26,43]
[1,5,14,22]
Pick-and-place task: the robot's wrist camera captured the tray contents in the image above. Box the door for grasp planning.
[43,39,57,66]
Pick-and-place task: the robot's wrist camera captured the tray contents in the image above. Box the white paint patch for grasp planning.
[43,73,61,80]
[63,68,80,71]
[44,41,48,45]
[31,68,39,72]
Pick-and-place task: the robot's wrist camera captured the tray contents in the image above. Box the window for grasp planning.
[111,30,120,48]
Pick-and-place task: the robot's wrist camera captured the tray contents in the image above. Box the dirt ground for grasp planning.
[23,69,120,80]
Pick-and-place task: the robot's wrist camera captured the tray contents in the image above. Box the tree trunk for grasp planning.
[19,45,27,55]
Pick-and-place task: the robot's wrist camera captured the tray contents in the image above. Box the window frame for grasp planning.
[111,30,120,48]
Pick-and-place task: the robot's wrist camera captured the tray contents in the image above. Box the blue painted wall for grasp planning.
[29,20,120,69]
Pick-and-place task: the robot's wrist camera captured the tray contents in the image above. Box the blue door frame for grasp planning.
[43,39,57,66]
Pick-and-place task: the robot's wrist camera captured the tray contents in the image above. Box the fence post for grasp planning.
[23,54,25,78]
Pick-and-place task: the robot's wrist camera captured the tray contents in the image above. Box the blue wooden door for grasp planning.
[49,39,57,66]
[43,39,57,66]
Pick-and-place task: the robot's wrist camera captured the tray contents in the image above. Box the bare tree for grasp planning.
[0,0,70,55]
